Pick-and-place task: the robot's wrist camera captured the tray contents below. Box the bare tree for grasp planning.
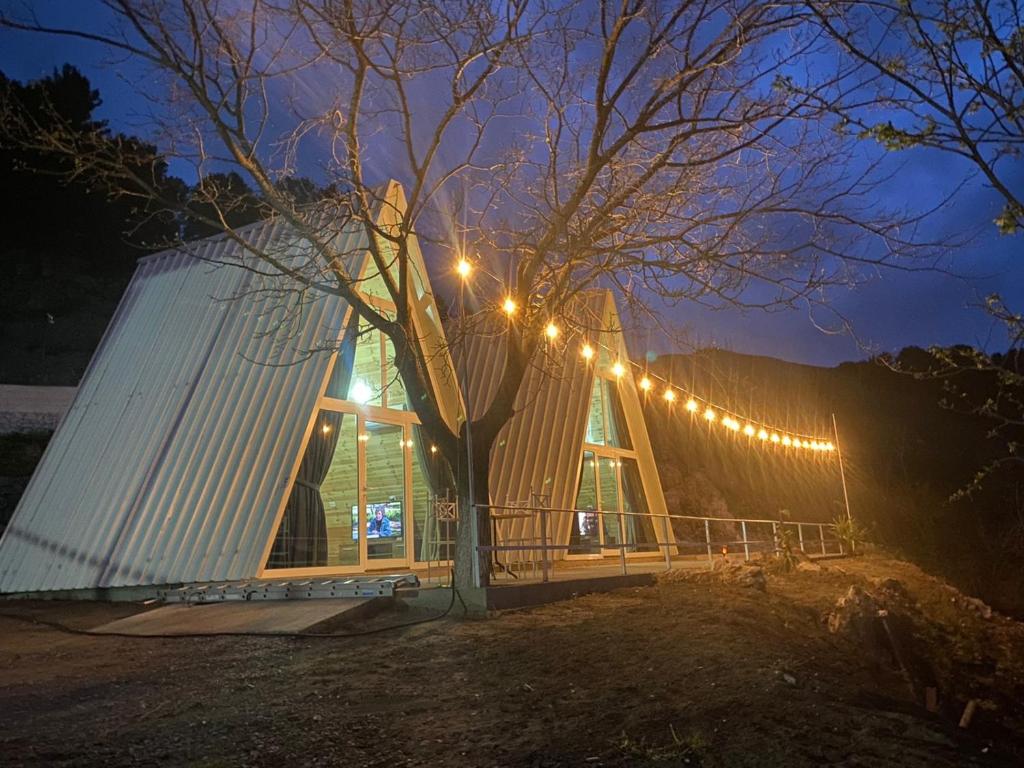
[0,0,935,588]
[805,0,1024,234]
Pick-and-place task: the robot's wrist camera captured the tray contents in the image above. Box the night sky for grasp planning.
[2,3,1021,367]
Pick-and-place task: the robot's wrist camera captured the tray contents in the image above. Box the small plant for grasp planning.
[775,524,800,572]
[616,725,704,765]
[833,515,868,553]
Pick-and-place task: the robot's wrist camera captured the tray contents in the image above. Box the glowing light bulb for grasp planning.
[358,433,369,442]
[430,445,438,454]
[322,423,332,434]
[725,418,739,431]
[743,424,755,437]
[825,442,835,451]
[758,429,769,440]
[545,322,559,340]
[770,433,780,443]
[685,399,698,412]
[611,361,625,378]
[704,407,716,422]
[782,436,792,446]
[581,343,594,360]
[350,379,372,405]
[664,389,676,403]
[639,377,652,391]
[502,297,517,316]
[456,258,472,279]
[793,438,803,449]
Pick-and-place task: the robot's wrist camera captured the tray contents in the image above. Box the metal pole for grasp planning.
[704,519,713,566]
[458,282,483,589]
[618,512,628,576]
[771,521,778,555]
[819,523,826,555]
[540,508,550,583]
[797,522,805,553]
[741,520,750,561]
[661,515,672,570]
[832,413,853,524]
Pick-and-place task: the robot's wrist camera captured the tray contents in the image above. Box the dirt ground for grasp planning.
[1,554,1022,767]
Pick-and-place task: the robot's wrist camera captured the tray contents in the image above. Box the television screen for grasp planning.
[352,501,403,539]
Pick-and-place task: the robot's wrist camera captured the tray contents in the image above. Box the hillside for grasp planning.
[1,554,1021,766]
[642,349,1024,617]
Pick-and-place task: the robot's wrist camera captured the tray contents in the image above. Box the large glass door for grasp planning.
[360,419,408,566]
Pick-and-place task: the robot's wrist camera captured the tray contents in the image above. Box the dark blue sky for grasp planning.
[2,3,1021,367]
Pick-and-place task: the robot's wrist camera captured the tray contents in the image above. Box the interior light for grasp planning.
[581,343,594,360]
[322,423,332,434]
[502,297,517,316]
[456,258,472,279]
[545,322,559,340]
[350,380,372,405]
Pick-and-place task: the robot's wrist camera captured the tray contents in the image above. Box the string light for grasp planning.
[448,263,836,458]
[322,424,332,434]
[430,445,438,454]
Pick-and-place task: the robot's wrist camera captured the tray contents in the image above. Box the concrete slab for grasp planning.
[91,597,385,636]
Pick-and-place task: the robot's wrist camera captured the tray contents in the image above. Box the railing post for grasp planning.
[771,521,778,555]
[741,520,750,561]
[704,519,713,566]
[819,523,826,555]
[797,523,805,553]
[540,508,550,583]
[661,514,673,571]
[618,515,628,575]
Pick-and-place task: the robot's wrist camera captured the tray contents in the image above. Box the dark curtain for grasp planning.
[283,410,343,566]
[270,320,359,568]
[412,425,456,561]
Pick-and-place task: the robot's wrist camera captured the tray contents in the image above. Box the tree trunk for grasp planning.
[453,421,493,591]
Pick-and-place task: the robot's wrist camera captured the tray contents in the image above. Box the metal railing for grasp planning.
[476,503,846,583]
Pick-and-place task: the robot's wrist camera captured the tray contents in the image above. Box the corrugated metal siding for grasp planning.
[461,291,670,555]
[0,218,364,592]
[461,295,605,520]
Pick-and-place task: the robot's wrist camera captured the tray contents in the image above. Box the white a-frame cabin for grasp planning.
[0,181,672,595]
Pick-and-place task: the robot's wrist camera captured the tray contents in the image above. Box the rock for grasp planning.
[796,560,822,573]
[735,565,766,591]
[959,596,993,619]
[870,577,910,601]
